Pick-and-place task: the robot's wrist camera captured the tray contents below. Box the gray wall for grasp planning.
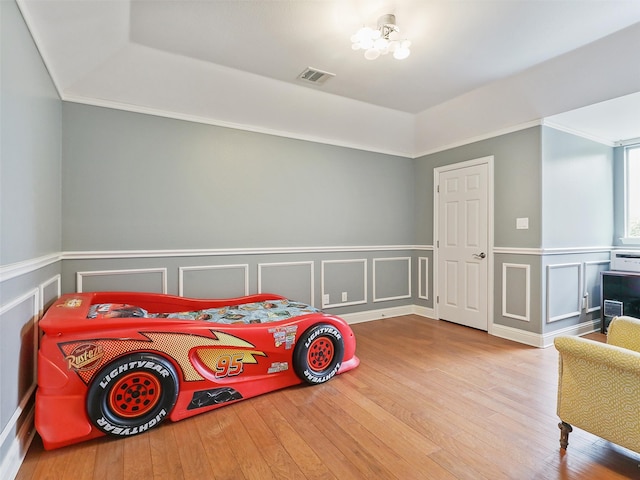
[414,126,614,336]
[62,103,415,251]
[414,127,542,248]
[1,2,61,264]
[60,103,426,315]
[541,126,613,248]
[0,1,62,477]
[613,145,626,244]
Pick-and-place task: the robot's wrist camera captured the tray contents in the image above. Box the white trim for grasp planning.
[0,253,61,283]
[76,268,168,293]
[616,137,640,147]
[372,257,412,302]
[583,260,611,313]
[491,323,547,348]
[62,245,422,260]
[493,246,612,255]
[341,304,415,324]
[0,404,36,480]
[502,263,530,322]
[418,256,429,300]
[0,246,435,282]
[542,119,615,147]
[178,264,249,297]
[257,261,315,306]
[39,274,61,317]
[412,305,436,319]
[542,319,601,348]
[321,259,367,309]
[0,289,39,458]
[546,262,582,323]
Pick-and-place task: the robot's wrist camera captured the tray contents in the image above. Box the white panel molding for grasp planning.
[418,256,429,300]
[494,246,612,255]
[502,263,531,322]
[178,264,249,297]
[584,260,611,313]
[257,261,315,306]
[63,244,425,260]
[373,257,412,303]
[321,259,367,309]
[0,404,36,480]
[0,253,61,283]
[546,262,582,323]
[0,246,435,283]
[39,274,61,317]
[76,268,168,293]
[0,289,39,457]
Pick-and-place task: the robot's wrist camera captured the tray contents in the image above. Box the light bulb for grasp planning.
[393,46,410,60]
[364,48,380,60]
[359,37,374,50]
[374,37,389,51]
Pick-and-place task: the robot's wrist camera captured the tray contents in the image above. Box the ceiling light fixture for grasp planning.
[351,14,411,60]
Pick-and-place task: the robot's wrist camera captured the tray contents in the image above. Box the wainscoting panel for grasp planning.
[179,264,249,298]
[258,261,315,306]
[39,274,61,316]
[76,268,168,293]
[0,289,38,445]
[418,257,429,300]
[373,257,411,302]
[502,263,530,322]
[584,260,610,313]
[546,262,582,323]
[321,259,367,308]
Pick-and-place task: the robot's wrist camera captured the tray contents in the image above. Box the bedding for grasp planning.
[87,299,321,324]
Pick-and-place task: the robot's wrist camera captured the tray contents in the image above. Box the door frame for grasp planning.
[433,155,495,333]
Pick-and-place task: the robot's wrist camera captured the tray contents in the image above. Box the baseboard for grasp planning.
[341,305,414,324]
[491,319,600,348]
[490,324,547,347]
[0,405,36,480]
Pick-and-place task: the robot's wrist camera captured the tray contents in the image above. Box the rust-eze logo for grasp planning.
[66,343,104,371]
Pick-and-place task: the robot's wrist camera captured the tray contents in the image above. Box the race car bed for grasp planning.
[36,291,359,449]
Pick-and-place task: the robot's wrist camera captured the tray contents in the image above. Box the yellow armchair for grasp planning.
[554,316,640,453]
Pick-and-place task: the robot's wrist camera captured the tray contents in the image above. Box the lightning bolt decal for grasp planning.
[60,331,267,383]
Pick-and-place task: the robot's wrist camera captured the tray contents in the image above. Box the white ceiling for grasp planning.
[17,0,640,156]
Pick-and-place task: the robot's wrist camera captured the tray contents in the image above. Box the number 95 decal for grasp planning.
[215,353,244,378]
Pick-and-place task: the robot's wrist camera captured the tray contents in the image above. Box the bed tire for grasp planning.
[293,323,345,384]
[86,353,179,437]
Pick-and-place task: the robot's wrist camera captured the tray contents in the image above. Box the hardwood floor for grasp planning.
[16,315,640,479]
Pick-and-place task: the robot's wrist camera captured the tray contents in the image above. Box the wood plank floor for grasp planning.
[16,315,640,479]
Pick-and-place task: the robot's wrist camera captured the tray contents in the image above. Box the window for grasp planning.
[626,145,640,238]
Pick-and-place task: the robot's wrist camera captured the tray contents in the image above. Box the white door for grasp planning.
[436,161,489,330]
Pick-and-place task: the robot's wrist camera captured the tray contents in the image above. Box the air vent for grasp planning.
[297,67,335,85]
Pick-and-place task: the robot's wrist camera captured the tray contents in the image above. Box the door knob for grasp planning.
[473,252,486,259]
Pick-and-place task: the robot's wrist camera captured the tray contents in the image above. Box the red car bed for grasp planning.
[35,291,359,450]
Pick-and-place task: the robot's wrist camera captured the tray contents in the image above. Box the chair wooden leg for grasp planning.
[559,421,573,450]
